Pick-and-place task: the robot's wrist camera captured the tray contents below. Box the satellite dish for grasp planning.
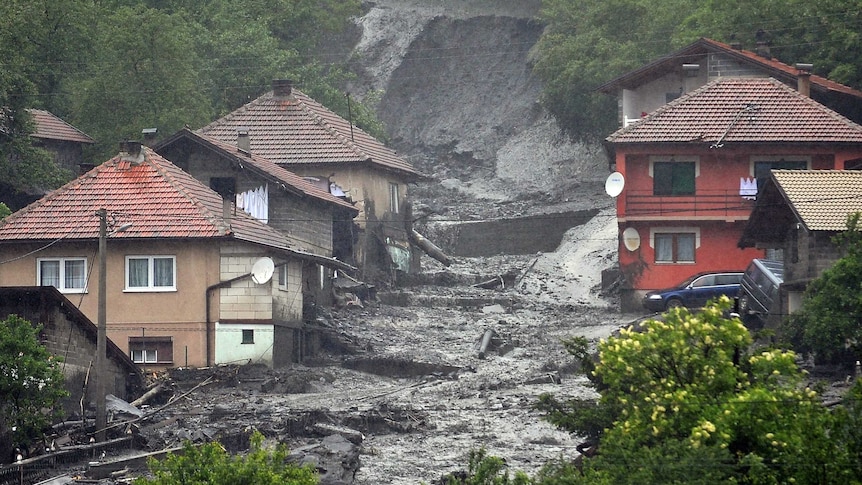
[251,257,275,284]
[605,172,625,197]
[622,227,641,251]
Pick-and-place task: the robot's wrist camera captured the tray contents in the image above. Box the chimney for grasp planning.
[119,140,144,165]
[796,63,813,97]
[754,29,771,59]
[237,127,250,154]
[729,41,742,50]
[141,127,157,146]
[272,79,293,98]
[223,197,232,228]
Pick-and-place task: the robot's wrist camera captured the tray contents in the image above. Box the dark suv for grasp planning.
[642,271,744,312]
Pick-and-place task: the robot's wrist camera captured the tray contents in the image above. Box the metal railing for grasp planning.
[624,190,755,218]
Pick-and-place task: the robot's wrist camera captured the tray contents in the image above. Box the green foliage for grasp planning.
[0,203,11,220]
[443,448,532,485]
[536,298,858,484]
[533,0,862,140]
[782,212,862,364]
[134,430,318,485]
[0,314,68,447]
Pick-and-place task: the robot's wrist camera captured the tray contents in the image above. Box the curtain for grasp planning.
[40,260,60,287]
[153,258,173,287]
[128,258,149,287]
[65,259,85,289]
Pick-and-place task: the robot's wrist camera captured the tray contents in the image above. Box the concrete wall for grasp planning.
[0,288,142,416]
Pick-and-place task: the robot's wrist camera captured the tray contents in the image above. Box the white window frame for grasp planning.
[37,257,88,293]
[650,227,701,264]
[131,349,158,363]
[125,255,176,292]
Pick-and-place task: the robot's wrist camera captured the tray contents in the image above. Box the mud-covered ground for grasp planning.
[111,207,637,485]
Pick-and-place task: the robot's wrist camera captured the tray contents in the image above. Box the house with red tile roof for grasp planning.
[28,109,96,174]
[597,38,862,129]
[605,77,862,311]
[739,170,862,323]
[155,128,360,312]
[197,80,424,279]
[0,142,355,369]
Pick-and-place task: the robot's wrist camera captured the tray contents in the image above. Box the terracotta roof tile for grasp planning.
[606,78,862,144]
[197,87,419,177]
[28,109,94,144]
[0,147,291,251]
[771,170,862,232]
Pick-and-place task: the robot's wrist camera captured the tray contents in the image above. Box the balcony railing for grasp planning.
[624,190,756,218]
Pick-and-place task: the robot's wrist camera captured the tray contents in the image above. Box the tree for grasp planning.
[783,212,862,365]
[134,430,318,485]
[0,315,68,457]
[534,298,857,483]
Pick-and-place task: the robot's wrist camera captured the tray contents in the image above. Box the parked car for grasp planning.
[738,259,784,323]
[642,271,744,312]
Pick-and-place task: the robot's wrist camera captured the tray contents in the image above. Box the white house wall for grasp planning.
[214,321,274,366]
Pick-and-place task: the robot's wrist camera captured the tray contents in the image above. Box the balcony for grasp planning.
[623,190,756,220]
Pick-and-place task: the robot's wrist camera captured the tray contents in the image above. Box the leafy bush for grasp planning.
[134,430,317,485]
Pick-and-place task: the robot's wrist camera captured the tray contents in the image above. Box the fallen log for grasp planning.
[409,229,452,267]
[130,384,164,408]
[477,329,495,359]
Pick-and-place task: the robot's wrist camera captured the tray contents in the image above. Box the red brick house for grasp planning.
[605,77,862,310]
[196,80,424,280]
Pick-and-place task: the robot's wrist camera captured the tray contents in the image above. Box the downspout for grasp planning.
[205,273,252,366]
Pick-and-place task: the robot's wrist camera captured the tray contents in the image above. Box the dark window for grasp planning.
[846,158,862,170]
[655,233,696,263]
[653,162,695,195]
[753,160,806,192]
[691,275,714,287]
[129,336,173,364]
[210,177,236,199]
[242,329,254,344]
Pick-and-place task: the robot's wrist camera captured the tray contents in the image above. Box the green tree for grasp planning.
[535,298,855,483]
[134,430,318,485]
[783,212,862,365]
[0,315,68,452]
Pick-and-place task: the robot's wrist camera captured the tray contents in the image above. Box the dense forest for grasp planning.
[1,0,861,199]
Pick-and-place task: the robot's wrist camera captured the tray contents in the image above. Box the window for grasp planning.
[129,336,173,364]
[654,233,696,263]
[210,177,236,199]
[126,256,176,291]
[277,264,288,290]
[242,329,254,344]
[37,258,87,293]
[753,159,807,192]
[653,161,695,195]
[389,182,400,213]
[691,275,714,287]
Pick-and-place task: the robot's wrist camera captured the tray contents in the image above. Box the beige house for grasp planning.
[154,128,359,312]
[0,143,353,369]
[197,79,424,279]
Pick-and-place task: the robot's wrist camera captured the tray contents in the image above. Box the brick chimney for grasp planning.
[796,63,813,97]
[237,127,250,154]
[272,79,293,98]
[119,140,144,165]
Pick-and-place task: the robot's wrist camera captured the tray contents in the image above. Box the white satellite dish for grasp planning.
[622,227,641,251]
[251,257,275,284]
[605,172,625,197]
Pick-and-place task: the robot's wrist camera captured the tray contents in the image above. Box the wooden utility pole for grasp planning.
[95,208,107,442]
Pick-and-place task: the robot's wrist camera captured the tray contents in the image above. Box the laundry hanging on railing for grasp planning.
[236,184,269,223]
[739,177,757,200]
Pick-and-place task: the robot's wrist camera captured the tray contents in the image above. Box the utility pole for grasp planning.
[95,208,107,442]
